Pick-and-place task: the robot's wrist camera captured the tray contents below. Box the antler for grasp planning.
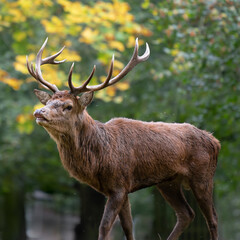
[26,38,66,93]
[68,38,150,95]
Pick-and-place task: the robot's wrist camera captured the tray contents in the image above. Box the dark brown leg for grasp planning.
[98,191,127,240]
[190,179,218,240]
[118,196,134,240]
[157,182,195,240]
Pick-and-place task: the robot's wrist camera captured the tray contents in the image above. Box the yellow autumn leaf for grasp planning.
[116,82,129,91]
[14,55,30,74]
[51,16,64,28]
[183,13,189,21]
[26,62,64,88]
[113,69,121,77]
[66,14,85,24]
[13,31,27,41]
[66,25,82,36]
[16,114,27,124]
[61,49,81,62]
[8,8,26,22]
[141,28,153,37]
[16,113,34,134]
[41,65,63,87]
[113,0,131,20]
[41,16,65,35]
[3,78,23,90]
[0,69,8,78]
[106,86,116,97]
[113,60,124,69]
[0,69,23,90]
[100,76,107,83]
[64,40,72,47]
[95,90,111,102]
[79,27,99,44]
[171,49,180,56]
[38,0,53,7]
[104,32,115,41]
[57,0,71,8]
[16,55,29,64]
[0,19,10,29]
[113,96,123,103]
[33,103,44,111]
[127,36,136,48]
[17,0,32,11]
[109,41,125,52]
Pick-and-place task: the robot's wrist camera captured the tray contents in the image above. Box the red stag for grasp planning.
[27,38,220,240]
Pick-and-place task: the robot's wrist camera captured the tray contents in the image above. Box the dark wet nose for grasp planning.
[33,108,46,118]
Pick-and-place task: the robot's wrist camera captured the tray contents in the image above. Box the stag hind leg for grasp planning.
[190,179,218,240]
[157,181,195,240]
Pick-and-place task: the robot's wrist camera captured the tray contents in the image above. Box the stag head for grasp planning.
[27,38,150,132]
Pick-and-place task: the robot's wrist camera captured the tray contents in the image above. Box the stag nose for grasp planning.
[33,108,46,118]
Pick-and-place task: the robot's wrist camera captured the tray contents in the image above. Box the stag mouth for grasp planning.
[34,111,49,125]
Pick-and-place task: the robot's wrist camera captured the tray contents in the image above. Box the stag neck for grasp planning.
[79,109,96,128]
[53,109,107,190]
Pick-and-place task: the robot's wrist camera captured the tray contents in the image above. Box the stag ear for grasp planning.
[34,89,52,105]
[78,92,94,107]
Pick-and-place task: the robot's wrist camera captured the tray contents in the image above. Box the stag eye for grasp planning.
[64,105,73,111]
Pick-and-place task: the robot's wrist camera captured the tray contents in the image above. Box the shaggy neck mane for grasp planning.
[46,110,107,188]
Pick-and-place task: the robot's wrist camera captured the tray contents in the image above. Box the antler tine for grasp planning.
[69,55,114,95]
[68,63,75,93]
[68,38,150,95]
[98,55,114,89]
[26,57,37,79]
[26,37,66,93]
[68,63,97,95]
[107,38,150,86]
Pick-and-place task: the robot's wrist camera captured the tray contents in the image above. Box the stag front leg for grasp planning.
[119,196,134,240]
[98,191,127,240]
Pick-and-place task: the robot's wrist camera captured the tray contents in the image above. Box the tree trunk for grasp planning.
[74,184,105,240]
[152,188,175,240]
[181,190,209,240]
[1,189,26,240]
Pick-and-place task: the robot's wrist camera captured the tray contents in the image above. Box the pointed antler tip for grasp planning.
[70,62,75,70]
[146,42,150,52]
[43,37,48,46]
[135,38,139,46]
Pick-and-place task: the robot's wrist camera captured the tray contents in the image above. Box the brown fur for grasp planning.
[34,90,220,240]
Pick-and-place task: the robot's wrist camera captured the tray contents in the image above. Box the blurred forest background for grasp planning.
[0,0,240,239]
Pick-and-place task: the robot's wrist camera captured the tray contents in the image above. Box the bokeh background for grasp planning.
[0,0,239,239]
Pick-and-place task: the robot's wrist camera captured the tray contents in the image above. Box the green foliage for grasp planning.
[143,0,240,193]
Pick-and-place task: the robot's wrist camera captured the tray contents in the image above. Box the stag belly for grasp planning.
[130,161,178,192]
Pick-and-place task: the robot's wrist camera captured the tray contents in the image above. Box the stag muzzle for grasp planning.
[34,108,49,124]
